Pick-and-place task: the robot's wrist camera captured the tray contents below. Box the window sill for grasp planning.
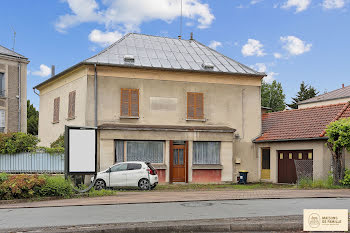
[52,121,59,124]
[192,164,223,170]
[186,118,206,122]
[152,164,167,170]
[120,116,139,119]
[66,116,76,121]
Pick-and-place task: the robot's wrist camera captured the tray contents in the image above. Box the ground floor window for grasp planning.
[193,141,220,164]
[115,140,164,163]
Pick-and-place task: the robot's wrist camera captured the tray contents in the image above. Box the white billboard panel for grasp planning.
[68,128,96,173]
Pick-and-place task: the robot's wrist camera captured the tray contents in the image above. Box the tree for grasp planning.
[287,82,319,109]
[325,117,350,185]
[261,80,286,112]
[27,100,39,135]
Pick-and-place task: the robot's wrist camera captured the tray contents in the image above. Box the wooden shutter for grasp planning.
[68,91,76,119]
[121,88,139,117]
[53,97,60,123]
[187,92,204,119]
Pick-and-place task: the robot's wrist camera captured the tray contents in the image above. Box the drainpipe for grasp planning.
[94,64,97,127]
[18,62,21,132]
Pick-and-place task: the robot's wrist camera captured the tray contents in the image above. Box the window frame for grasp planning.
[187,92,204,120]
[120,88,139,118]
[0,72,5,97]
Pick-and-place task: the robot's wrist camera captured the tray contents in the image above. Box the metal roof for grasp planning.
[85,33,264,76]
[0,45,27,60]
[298,84,350,105]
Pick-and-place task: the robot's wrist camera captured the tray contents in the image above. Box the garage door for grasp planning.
[278,150,313,183]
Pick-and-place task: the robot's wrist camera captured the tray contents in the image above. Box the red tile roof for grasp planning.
[254,102,350,142]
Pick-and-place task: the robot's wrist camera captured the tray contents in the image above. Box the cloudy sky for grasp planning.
[0,0,349,108]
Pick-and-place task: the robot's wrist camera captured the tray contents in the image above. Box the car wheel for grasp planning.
[138,178,150,190]
[94,179,106,191]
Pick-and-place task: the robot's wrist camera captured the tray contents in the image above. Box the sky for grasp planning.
[0,0,349,109]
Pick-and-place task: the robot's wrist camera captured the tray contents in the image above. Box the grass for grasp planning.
[297,178,345,189]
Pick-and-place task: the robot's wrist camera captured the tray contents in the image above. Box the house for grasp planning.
[0,45,28,133]
[298,84,350,108]
[34,33,265,183]
[254,102,350,183]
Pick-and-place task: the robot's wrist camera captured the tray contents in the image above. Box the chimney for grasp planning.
[190,32,193,40]
[342,84,345,88]
[178,35,182,40]
[51,65,55,77]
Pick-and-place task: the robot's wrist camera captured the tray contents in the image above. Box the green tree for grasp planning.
[325,117,350,185]
[287,82,319,109]
[27,100,39,135]
[261,80,286,112]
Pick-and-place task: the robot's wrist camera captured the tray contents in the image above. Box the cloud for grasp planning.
[251,63,278,83]
[208,40,222,50]
[241,39,266,57]
[250,0,263,4]
[32,64,51,77]
[88,29,123,46]
[274,53,282,59]
[252,63,267,73]
[264,72,278,83]
[56,0,214,33]
[280,36,312,56]
[282,0,311,12]
[323,0,345,9]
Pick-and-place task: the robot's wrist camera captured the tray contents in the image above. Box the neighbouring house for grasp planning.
[34,33,265,183]
[254,102,350,183]
[298,84,350,108]
[0,45,28,133]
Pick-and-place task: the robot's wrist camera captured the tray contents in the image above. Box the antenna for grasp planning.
[179,0,183,39]
[10,25,16,51]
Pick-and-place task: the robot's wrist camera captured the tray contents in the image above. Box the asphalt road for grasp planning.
[0,198,349,230]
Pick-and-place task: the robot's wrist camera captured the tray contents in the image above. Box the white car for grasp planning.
[92,161,158,190]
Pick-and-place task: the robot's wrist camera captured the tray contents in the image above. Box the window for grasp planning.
[187,92,204,119]
[262,148,270,169]
[115,140,124,163]
[110,163,127,172]
[127,141,163,163]
[0,109,5,132]
[68,91,76,119]
[120,88,139,117]
[193,142,220,164]
[53,97,60,123]
[127,163,142,170]
[0,73,4,97]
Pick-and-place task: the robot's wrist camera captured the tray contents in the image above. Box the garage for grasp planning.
[278,150,313,183]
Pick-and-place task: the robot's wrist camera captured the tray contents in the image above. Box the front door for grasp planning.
[109,163,127,186]
[170,141,188,183]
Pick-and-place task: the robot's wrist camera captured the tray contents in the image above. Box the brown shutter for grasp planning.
[130,89,139,117]
[68,91,76,119]
[121,89,130,116]
[53,97,60,123]
[195,93,204,119]
[187,93,195,119]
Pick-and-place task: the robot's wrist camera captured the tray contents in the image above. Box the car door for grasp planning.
[109,163,127,187]
[126,163,144,186]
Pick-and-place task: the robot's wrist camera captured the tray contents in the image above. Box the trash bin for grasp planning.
[238,170,248,184]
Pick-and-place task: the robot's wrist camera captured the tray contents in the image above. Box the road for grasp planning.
[0,198,349,230]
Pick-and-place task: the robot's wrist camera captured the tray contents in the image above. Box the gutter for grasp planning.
[253,137,328,143]
[94,64,97,127]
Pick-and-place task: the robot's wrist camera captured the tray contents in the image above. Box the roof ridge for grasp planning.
[0,44,26,59]
[319,101,350,137]
[299,84,350,104]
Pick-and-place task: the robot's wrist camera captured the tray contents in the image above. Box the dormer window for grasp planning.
[124,55,135,64]
[202,62,214,70]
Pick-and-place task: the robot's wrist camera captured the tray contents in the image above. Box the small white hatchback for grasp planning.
[92,161,158,190]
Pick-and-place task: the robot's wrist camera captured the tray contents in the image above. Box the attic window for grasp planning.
[124,55,135,63]
[202,62,214,70]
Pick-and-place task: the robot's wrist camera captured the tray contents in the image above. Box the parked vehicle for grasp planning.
[92,161,158,190]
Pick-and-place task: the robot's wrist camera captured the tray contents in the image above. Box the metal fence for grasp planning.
[0,153,64,174]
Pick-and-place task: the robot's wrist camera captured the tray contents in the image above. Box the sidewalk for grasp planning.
[1,189,350,209]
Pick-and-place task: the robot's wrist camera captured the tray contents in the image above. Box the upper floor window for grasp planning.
[0,109,5,132]
[68,91,76,119]
[53,97,60,123]
[0,73,5,97]
[120,88,139,117]
[187,92,204,119]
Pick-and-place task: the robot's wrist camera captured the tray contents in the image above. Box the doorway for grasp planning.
[261,148,270,180]
[170,141,188,183]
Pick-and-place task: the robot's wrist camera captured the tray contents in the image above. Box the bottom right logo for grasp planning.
[304,209,348,232]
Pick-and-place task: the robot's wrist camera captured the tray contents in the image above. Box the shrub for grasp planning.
[50,135,64,149]
[87,188,116,197]
[340,169,350,186]
[0,174,45,199]
[39,175,73,198]
[0,133,39,154]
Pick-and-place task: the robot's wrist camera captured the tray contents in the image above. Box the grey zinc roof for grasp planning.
[299,85,350,105]
[84,33,264,76]
[0,45,27,59]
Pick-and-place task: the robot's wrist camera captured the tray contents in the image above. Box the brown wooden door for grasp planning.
[170,141,188,183]
[278,150,313,183]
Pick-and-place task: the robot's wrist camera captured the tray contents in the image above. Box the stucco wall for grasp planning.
[298,97,350,109]
[0,57,27,133]
[256,140,331,183]
[38,68,88,146]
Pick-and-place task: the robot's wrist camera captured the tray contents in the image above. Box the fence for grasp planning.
[0,153,64,174]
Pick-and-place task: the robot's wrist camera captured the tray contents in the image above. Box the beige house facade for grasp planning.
[35,33,265,183]
[0,45,28,133]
